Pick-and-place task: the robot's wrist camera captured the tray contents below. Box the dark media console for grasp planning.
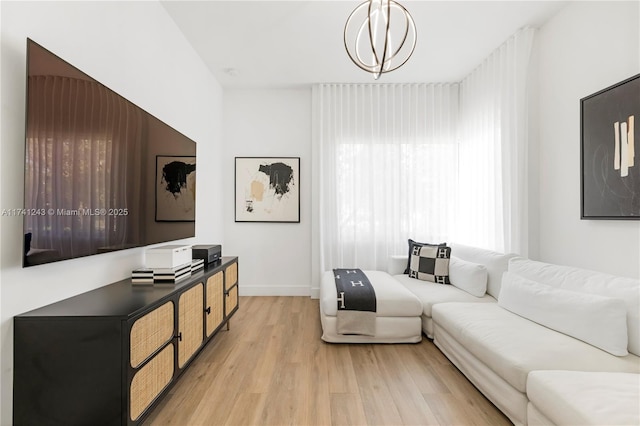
[13,257,239,425]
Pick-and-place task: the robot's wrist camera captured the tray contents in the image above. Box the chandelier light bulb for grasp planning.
[344,0,417,80]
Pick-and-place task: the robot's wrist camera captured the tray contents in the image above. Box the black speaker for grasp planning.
[192,245,221,265]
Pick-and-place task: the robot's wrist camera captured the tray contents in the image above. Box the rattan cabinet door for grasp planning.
[129,344,174,422]
[224,262,238,291]
[205,272,224,337]
[178,283,204,368]
[225,285,238,317]
[129,301,174,368]
[225,262,239,317]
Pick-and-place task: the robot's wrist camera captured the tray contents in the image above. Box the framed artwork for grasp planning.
[235,157,300,223]
[155,155,196,222]
[581,74,639,219]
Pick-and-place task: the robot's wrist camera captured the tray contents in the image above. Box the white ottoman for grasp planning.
[320,270,423,343]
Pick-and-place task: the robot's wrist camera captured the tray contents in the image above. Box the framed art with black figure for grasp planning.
[235,157,300,223]
[156,155,196,222]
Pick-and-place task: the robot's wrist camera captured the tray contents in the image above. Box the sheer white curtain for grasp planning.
[313,84,459,271]
[455,27,535,255]
[313,28,536,273]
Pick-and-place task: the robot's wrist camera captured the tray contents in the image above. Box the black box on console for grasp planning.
[191,245,221,265]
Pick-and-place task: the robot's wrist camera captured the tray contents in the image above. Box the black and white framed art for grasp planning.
[235,157,300,223]
[581,74,639,219]
[155,155,196,222]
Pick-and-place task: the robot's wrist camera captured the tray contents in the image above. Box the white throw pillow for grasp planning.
[498,272,629,356]
[449,256,488,297]
[508,257,640,356]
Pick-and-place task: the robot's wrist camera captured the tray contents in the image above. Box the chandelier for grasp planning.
[344,0,417,80]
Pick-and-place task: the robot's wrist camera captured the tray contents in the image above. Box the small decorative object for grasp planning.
[156,155,196,222]
[133,245,196,286]
[130,263,192,285]
[581,74,639,219]
[145,245,193,269]
[235,157,300,223]
[344,0,417,80]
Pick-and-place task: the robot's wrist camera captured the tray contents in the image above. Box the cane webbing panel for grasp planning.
[130,302,174,368]
[206,272,224,337]
[178,283,204,368]
[226,285,238,317]
[225,262,238,290]
[129,343,174,421]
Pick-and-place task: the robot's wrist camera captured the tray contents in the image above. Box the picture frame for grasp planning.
[155,155,196,222]
[235,157,300,223]
[581,73,639,219]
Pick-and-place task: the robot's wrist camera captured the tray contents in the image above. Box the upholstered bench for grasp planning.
[319,270,423,343]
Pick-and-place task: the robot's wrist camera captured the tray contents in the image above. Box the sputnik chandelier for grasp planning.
[344,0,417,80]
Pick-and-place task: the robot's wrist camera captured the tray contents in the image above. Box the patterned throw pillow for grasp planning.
[408,244,451,284]
[404,239,447,274]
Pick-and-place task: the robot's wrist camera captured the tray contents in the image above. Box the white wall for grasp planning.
[223,89,312,296]
[0,1,223,423]
[537,1,640,278]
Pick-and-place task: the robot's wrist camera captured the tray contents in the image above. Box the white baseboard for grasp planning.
[238,286,311,297]
[310,287,320,299]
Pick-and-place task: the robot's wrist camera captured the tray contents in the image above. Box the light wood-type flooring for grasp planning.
[146,296,511,426]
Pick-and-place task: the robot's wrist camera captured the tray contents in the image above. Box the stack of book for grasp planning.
[153,262,192,284]
[191,258,204,273]
[132,262,193,285]
[131,268,154,284]
[131,245,211,286]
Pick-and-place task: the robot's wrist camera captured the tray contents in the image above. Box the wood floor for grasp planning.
[146,296,511,426]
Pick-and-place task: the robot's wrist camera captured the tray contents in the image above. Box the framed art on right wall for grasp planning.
[581,73,639,219]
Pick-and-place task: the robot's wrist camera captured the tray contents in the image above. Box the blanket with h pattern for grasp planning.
[333,268,377,336]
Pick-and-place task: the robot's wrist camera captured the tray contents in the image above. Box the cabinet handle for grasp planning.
[205,307,211,315]
[177,332,182,342]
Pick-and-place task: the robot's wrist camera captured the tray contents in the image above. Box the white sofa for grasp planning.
[319,242,511,343]
[388,242,517,338]
[429,254,640,426]
[526,371,640,426]
[319,270,424,343]
[322,243,640,425]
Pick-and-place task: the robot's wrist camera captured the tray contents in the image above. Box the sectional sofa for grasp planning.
[320,243,640,425]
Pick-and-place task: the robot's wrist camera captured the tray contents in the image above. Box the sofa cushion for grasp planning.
[403,239,446,274]
[449,256,488,297]
[431,303,640,393]
[508,257,640,356]
[499,272,629,356]
[320,270,422,317]
[408,244,451,284]
[527,371,640,426]
[448,243,517,299]
[394,274,495,317]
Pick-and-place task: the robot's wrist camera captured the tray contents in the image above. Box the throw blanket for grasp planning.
[333,268,377,336]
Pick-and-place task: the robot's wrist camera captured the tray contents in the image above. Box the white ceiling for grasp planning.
[161,0,568,88]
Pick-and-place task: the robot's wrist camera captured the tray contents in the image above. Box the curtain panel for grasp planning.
[312,28,536,274]
[313,84,460,271]
[457,27,535,255]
